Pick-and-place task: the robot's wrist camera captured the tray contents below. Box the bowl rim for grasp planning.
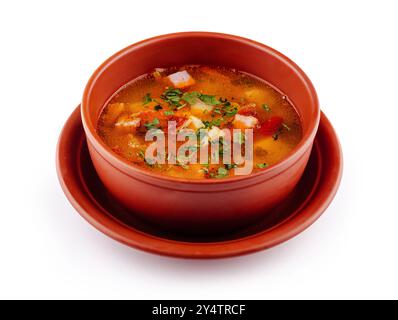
[81,31,320,185]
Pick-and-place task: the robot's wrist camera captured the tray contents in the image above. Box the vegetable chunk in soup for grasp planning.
[97,65,302,179]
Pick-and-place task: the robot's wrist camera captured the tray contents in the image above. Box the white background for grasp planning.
[0,0,397,300]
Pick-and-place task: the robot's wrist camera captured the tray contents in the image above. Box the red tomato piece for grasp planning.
[259,116,283,135]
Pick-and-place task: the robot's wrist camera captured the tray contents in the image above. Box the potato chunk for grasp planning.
[244,88,266,101]
[253,137,291,163]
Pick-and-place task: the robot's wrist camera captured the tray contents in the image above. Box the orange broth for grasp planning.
[97,65,302,179]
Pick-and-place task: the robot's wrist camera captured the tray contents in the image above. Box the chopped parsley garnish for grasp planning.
[182,92,221,106]
[203,118,222,128]
[181,91,201,104]
[199,94,221,106]
[272,123,288,140]
[262,104,271,112]
[213,107,222,114]
[256,163,269,169]
[161,88,183,106]
[143,93,152,105]
[225,163,238,170]
[144,118,160,130]
[164,110,174,116]
[224,105,238,117]
[215,167,228,178]
[209,98,237,117]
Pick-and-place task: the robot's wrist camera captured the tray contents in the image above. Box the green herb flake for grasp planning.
[213,107,222,114]
[143,93,152,105]
[224,106,238,117]
[164,110,174,116]
[144,118,160,130]
[262,104,271,112]
[215,167,229,178]
[203,118,222,129]
[256,163,269,169]
[161,88,183,106]
[181,91,201,104]
[199,94,221,106]
[225,163,238,170]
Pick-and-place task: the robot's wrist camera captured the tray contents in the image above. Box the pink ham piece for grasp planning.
[233,114,259,129]
[167,70,196,88]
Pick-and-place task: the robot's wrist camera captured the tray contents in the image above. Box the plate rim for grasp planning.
[56,106,343,259]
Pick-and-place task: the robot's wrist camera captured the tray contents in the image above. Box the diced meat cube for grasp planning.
[233,114,259,129]
[167,70,196,88]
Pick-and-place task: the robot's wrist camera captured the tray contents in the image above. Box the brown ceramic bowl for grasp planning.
[81,32,320,234]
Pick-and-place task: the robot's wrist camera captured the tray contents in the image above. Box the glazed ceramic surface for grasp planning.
[57,107,342,258]
[81,32,320,233]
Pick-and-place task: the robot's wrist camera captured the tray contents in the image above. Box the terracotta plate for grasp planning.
[56,106,342,259]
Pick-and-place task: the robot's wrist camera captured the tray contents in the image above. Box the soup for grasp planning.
[97,65,302,179]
